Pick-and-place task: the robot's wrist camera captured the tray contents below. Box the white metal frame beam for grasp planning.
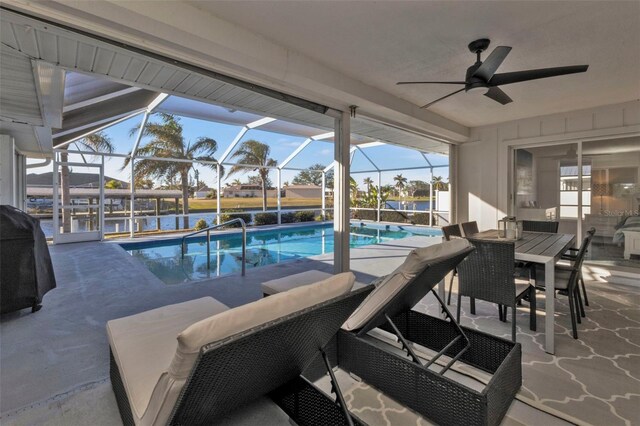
[54,109,146,146]
[278,131,334,170]
[63,87,141,113]
[278,138,312,170]
[218,117,276,164]
[147,93,169,113]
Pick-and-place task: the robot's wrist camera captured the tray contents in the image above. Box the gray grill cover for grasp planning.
[1,205,56,314]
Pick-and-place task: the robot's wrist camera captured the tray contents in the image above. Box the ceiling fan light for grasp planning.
[467,85,489,95]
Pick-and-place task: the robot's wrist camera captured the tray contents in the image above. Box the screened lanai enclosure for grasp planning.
[30,73,451,244]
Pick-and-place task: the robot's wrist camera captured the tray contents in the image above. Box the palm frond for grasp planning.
[77,131,114,153]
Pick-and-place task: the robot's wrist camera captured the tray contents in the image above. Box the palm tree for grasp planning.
[393,174,408,197]
[123,113,221,228]
[228,140,276,211]
[349,176,359,207]
[231,178,242,186]
[363,177,374,193]
[60,132,114,232]
[431,175,448,191]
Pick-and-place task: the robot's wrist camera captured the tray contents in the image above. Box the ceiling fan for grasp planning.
[397,38,589,109]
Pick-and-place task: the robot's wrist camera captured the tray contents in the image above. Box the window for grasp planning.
[559,162,591,219]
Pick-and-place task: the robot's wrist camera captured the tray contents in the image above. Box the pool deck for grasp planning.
[0,234,433,415]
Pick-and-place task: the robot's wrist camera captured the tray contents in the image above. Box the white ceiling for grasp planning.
[194,1,640,127]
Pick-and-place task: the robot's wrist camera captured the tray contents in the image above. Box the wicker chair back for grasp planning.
[357,246,475,336]
[457,238,516,307]
[522,220,559,233]
[441,224,463,241]
[168,286,372,425]
[461,221,479,237]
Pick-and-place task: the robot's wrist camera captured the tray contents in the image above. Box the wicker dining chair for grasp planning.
[461,221,479,237]
[456,238,536,342]
[522,220,559,233]
[441,224,463,305]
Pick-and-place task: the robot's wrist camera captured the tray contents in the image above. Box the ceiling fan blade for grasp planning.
[484,87,513,105]
[397,81,466,85]
[420,88,465,109]
[472,46,512,81]
[489,65,589,86]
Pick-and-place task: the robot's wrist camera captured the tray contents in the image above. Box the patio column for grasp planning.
[333,111,350,273]
[155,197,161,230]
[449,144,457,225]
[129,158,135,237]
[321,171,326,221]
[276,168,282,224]
[377,171,382,222]
[216,163,222,225]
[429,167,434,227]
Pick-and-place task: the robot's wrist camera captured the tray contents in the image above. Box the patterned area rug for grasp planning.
[322,277,639,426]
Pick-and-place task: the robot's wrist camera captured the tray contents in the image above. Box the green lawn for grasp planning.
[188,197,324,212]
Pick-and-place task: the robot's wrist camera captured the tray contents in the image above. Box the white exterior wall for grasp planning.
[457,100,640,230]
[0,135,17,206]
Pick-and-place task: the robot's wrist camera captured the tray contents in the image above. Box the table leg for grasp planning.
[545,259,555,354]
[438,278,446,319]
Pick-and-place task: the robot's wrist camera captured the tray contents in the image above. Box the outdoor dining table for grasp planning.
[471,230,576,354]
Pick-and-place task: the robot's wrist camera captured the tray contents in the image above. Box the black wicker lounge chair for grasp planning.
[338,239,522,426]
[441,224,463,305]
[108,274,371,426]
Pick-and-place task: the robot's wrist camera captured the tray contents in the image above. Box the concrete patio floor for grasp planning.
[0,235,427,415]
[1,234,638,425]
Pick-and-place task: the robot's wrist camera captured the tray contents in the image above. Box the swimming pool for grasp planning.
[120,222,441,284]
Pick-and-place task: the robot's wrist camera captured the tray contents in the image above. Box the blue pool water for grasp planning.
[120,222,441,284]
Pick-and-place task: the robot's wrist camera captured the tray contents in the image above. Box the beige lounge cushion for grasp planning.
[262,270,368,295]
[169,272,356,380]
[107,297,229,425]
[262,270,334,295]
[342,239,472,331]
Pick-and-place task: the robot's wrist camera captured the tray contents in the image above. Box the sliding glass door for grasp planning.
[582,139,640,268]
[514,143,578,237]
[514,138,640,270]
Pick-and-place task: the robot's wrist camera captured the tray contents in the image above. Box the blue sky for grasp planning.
[30,112,449,188]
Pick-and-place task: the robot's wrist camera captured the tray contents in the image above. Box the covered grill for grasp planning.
[0,205,56,314]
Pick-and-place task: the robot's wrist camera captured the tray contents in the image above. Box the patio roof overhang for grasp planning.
[1,7,454,159]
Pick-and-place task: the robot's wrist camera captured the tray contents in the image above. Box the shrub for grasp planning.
[381,210,411,223]
[254,212,278,226]
[294,210,315,223]
[280,212,296,224]
[353,209,377,221]
[411,213,431,225]
[219,210,252,227]
[193,218,209,231]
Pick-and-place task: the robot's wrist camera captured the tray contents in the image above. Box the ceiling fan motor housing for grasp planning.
[465,63,489,93]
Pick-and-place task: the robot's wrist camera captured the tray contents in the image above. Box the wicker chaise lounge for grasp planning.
[337,239,523,426]
[107,272,371,426]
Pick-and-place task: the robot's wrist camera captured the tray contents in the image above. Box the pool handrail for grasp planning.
[180,218,247,276]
